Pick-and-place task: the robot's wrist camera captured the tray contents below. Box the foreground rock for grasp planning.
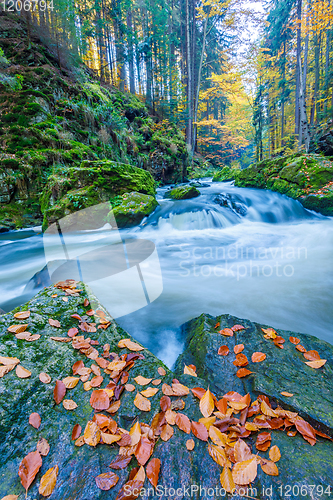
[164,185,200,200]
[0,286,332,499]
[108,191,159,228]
[214,153,333,215]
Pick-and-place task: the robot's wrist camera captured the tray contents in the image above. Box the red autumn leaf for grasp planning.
[233,353,249,367]
[67,327,78,338]
[90,375,104,387]
[188,364,197,372]
[234,344,244,354]
[71,424,82,440]
[231,324,245,331]
[214,322,220,329]
[160,395,171,412]
[275,336,285,344]
[256,432,272,451]
[90,390,110,410]
[72,360,84,375]
[236,368,253,378]
[303,350,321,361]
[53,380,66,404]
[289,336,300,345]
[86,309,95,316]
[146,458,161,488]
[71,314,82,321]
[49,318,61,328]
[135,436,153,465]
[216,398,228,414]
[218,345,229,356]
[109,455,132,470]
[84,298,89,307]
[191,387,206,399]
[251,352,266,363]
[18,450,43,494]
[175,413,191,434]
[191,421,209,441]
[95,471,119,491]
[219,328,234,337]
[29,412,41,429]
[294,418,317,446]
[115,480,144,500]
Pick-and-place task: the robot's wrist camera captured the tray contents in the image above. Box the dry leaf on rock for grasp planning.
[234,439,253,462]
[134,376,152,386]
[141,387,159,398]
[15,365,31,379]
[0,495,19,500]
[172,383,190,396]
[50,337,70,343]
[14,311,30,320]
[175,413,191,434]
[208,443,227,467]
[157,367,166,376]
[90,376,104,388]
[289,336,300,345]
[134,393,151,412]
[115,479,144,500]
[280,391,293,397]
[53,380,66,404]
[135,436,153,466]
[72,360,84,375]
[296,344,307,353]
[62,377,79,389]
[0,365,15,378]
[199,389,215,418]
[129,422,141,446]
[71,424,82,441]
[118,339,144,351]
[95,471,119,491]
[0,356,20,366]
[39,372,51,384]
[305,359,327,369]
[84,420,101,447]
[18,450,43,495]
[125,384,136,392]
[220,466,235,493]
[251,352,266,363]
[186,439,195,450]
[236,368,253,378]
[160,423,174,441]
[184,365,197,376]
[7,324,28,334]
[191,421,208,441]
[218,346,229,356]
[219,328,234,337]
[152,379,161,386]
[37,438,50,456]
[209,426,227,447]
[63,399,78,410]
[48,318,61,328]
[260,459,279,476]
[90,390,110,410]
[146,458,161,488]
[29,412,41,429]
[39,465,59,497]
[232,457,258,485]
[261,327,277,339]
[233,353,249,367]
[101,433,121,444]
[269,445,281,462]
[109,455,132,470]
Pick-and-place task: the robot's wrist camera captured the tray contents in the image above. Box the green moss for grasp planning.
[164,185,200,200]
[212,166,236,182]
[108,191,159,228]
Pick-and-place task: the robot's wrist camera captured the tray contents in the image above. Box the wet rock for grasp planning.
[164,185,200,200]
[108,191,159,228]
[214,194,247,216]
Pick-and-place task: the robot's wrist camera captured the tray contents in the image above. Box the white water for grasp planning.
[1,181,332,367]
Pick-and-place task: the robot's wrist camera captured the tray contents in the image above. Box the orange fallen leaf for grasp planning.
[160,423,174,441]
[53,380,66,404]
[251,352,266,363]
[16,365,31,379]
[90,390,110,410]
[231,324,245,331]
[232,457,258,485]
[134,376,152,386]
[37,438,50,456]
[186,439,195,450]
[7,324,28,334]
[269,445,281,462]
[236,368,253,378]
[280,391,293,397]
[305,359,327,369]
[62,377,79,389]
[29,412,41,429]
[218,346,229,356]
[296,344,307,353]
[50,337,71,343]
[118,339,144,352]
[0,356,20,366]
[175,413,191,434]
[141,387,159,398]
[157,367,166,376]
[172,382,190,396]
[39,372,51,384]
[14,311,30,320]
[191,421,208,441]
[219,328,234,337]
[261,327,277,339]
[260,458,279,476]
[146,458,161,488]
[234,439,253,463]
[71,424,82,441]
[303,350,321,361]
[220,466,235,493]
[101,433,121,444]
[90,376,104,388]
[208,443,227,467]
[63,399,78,410]
[184,365,197,376]
[209,426,227,447]
[289,336,300,345]
[234,344,244,354]
[95,471,119,491]
[233,353,249,367]
[39,465,59,496]
[152,379,161,386]
[84,421,101,447]
[72,360,84,375]
[18,450,42,495]
[135,436,153,465]
[134,393,151,412]
[199,388,215,418]
[48,318,61,328]
[125,384,136,392]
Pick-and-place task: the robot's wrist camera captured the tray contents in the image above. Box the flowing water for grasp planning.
[1,180,333,367]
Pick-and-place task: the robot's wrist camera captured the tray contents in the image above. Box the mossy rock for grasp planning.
[234,153,333,215]
[212,166,236,182]
[108,191,159,228]
[164,185,200,200]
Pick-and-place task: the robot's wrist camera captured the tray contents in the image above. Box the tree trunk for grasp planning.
[185,0,193,148]
[281,40,286,146]
[127,9,135,94]
[192,12,208,155]
[310,34,321,126]
[295,0,302,136]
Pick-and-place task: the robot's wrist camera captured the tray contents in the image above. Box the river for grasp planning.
[1,180,332,367]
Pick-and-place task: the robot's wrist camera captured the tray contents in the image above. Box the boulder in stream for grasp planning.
[164,185,200,200]
[108,191,159,228]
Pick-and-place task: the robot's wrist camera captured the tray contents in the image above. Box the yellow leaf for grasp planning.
[63,399,78,410]
[14,311,30,320]
[134,393,151,412]
[160,423,174,441]
[133,466,145,483]
[208,443,227,467]
[129,421,141,446]
[269,445,281,462]
[200,388,215,418]
[84,421,101,447]
[62,377,79,389]
[141,387,159,398]
[118,339,144,351]
[260,400,278,418]
[199,416,216,430]
[101,432,121,444]
[184,365,197,377]
[305,359,327,369]
[234,439,253,462]
[38,465,59,497]
[172,382,190,396]
[209,426,227,447]
[134,376,153,386]
[280,392,293,397]
[220,466,235,494]
[261,327,277,339]
[0,364,16,378]
[228,401,247,411]
[260,458,279,476]
[107,360,126,372]
[186,439,195,450]
[232,457,258,485]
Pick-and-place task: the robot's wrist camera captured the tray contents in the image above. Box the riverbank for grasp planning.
[0,283,332,499]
